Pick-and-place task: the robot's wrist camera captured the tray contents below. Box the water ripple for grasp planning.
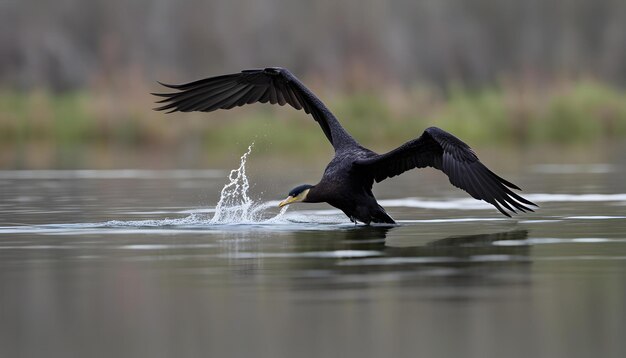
[532,163,615,174]
[220,250,383,259]
[493,237,626,246]
[0,169,224,180]
[379,193,626,210]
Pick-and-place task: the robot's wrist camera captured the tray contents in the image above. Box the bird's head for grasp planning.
[278,184,314,207]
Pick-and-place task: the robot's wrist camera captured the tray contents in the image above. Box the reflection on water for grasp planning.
[1,154,626,357]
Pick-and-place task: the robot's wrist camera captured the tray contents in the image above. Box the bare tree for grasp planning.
[2,0,625,90]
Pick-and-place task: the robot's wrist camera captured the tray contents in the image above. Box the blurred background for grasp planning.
[1,0,625,167]
[3,2,626,358]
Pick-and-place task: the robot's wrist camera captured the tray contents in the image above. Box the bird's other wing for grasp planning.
[352,127,537,217]
[153,67,356,149]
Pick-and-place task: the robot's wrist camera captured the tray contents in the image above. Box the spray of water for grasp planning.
[92,143,344,228]
[209,143,288,224]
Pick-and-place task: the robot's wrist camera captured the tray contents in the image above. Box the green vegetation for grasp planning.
[2,81,626,157]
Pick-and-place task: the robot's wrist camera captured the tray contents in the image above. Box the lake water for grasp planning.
[1,145,626,358]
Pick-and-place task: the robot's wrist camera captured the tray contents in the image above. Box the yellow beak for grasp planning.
[278,195,298,207]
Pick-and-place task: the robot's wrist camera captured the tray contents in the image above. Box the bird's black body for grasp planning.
[154,67,536,224]
[303,147,396,224]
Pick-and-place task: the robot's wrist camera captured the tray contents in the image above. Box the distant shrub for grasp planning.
[1,80,625,158]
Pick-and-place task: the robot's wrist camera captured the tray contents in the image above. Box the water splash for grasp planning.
[209,144,288,224]
[0,144,346,233]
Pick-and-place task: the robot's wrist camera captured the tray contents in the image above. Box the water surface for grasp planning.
[1,148,625,358]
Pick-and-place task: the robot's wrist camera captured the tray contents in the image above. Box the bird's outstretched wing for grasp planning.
[153,67,355,149]
[353,127,537,217]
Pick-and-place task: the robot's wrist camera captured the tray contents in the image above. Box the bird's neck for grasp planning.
[316,108,359,151]
[303,185,324,203]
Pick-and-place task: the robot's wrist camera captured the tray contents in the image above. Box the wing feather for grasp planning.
[353,127,537,217]
[258,87,271,104]
[153,67,356,148]
[285,85,302,110]
[245,86,266,104]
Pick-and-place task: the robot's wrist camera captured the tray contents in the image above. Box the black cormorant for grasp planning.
[153,67,536,224]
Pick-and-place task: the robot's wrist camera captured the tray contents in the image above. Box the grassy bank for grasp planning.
[2,81,626,157]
